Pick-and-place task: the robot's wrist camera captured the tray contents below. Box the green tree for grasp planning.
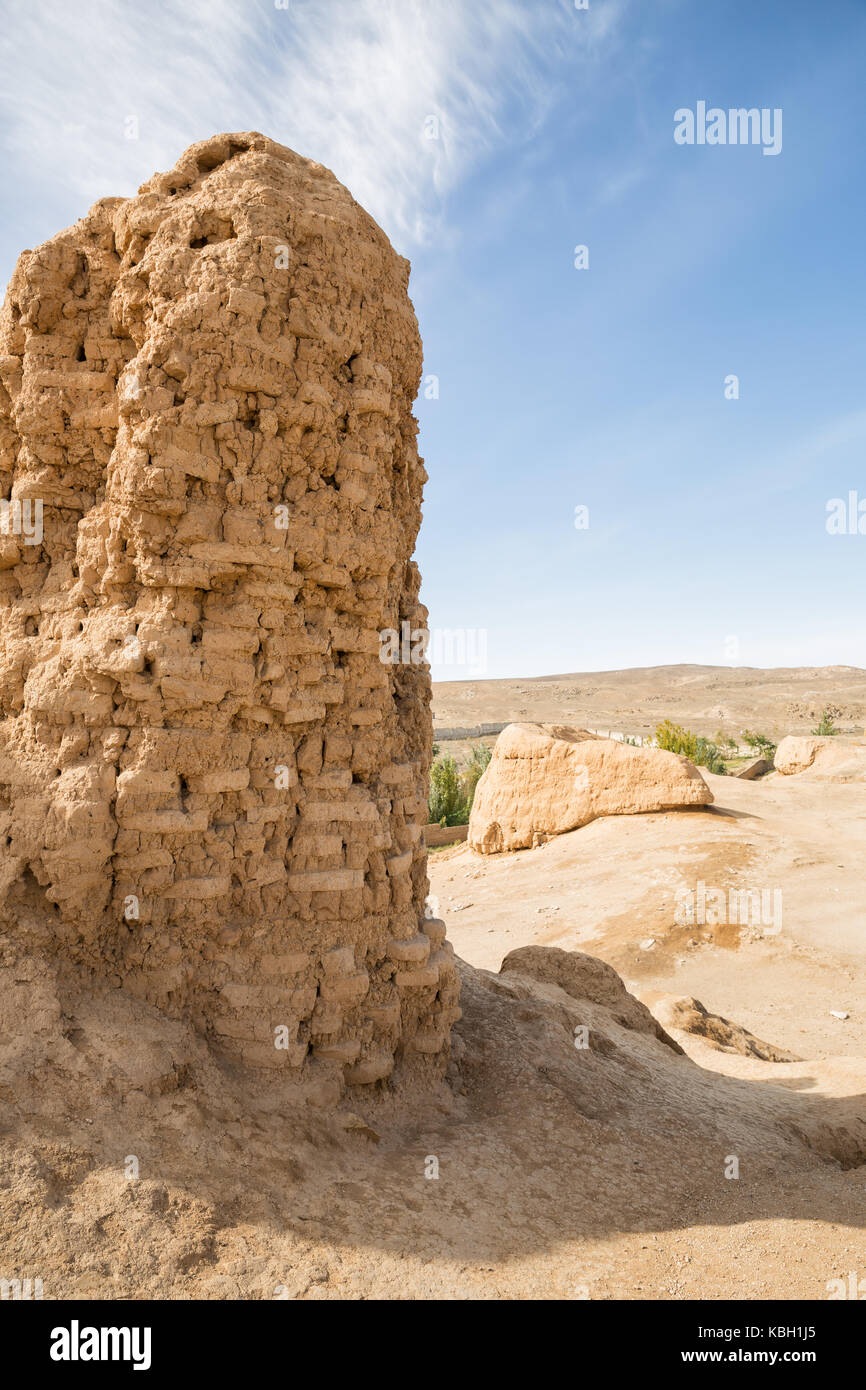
[461,742,492,805]
[428,754,468,826]
[741,729,777,760]
[428,742,494,826]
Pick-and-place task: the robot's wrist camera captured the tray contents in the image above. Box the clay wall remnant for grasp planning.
[0,133,458,1094]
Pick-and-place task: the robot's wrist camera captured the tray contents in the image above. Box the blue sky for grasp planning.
[2,0,865,679]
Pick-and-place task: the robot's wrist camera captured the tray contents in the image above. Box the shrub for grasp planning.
[655,720,697,760]
[654,720,726,775]
[693,738,728,775]
[811,707,840,736]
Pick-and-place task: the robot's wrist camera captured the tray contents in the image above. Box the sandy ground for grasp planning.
[432,770,866,1061]
[420,762,866,1298]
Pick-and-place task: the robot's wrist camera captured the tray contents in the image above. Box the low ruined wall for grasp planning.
[433,722,507,741]
[424,822,469,847]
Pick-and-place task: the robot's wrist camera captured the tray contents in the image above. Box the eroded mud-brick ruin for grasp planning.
[0,132,459,1094]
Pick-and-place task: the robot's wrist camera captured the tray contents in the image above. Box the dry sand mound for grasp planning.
[468,722,712,853]
[775,735,866,781]
[500,944,684,1050]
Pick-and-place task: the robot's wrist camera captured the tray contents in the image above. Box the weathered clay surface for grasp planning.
[468,722,712,853]
[774,735,866,780]
[774,737,830,775]
[0,132,458,1091]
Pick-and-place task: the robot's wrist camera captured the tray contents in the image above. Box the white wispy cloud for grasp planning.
[0,0,622,249]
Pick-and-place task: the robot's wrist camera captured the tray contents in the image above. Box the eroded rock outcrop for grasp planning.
[467,722,712,853]
[775,735,866,780]
[0,132,459,1093]
[650,995,800,1063]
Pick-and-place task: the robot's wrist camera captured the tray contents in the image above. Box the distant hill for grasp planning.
[432,664,866,741]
